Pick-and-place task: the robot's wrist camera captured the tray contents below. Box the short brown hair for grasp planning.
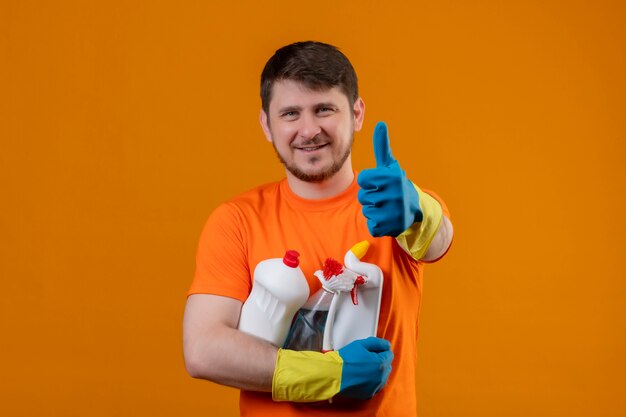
[260,41,359,115]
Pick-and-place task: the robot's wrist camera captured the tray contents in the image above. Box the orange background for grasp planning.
[1,1,625,416]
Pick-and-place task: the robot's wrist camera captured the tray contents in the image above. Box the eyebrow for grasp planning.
[277,105,302,114]
[277,102,339,114]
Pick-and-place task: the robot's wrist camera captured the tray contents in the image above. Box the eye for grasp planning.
[281,110,299,119]
[317,107,335,115]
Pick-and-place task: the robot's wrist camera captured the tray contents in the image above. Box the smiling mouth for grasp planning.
[295,143,329,152]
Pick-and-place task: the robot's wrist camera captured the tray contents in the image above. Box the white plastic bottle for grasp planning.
[331,241,384,350]
[282,241,384,352]
[238,250,310,347]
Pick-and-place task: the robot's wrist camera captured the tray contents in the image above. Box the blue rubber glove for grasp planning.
[358,122,422,237]
[337,337,394,399]
[272,337,393,402]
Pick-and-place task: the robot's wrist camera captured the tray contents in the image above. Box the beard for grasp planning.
[272,134,354,183]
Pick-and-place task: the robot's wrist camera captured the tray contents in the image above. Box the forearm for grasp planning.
[184,325,277,391]
[183,294,277,392]
[183,295,394,401]
[421,214,453,262]
[395,185,451,261]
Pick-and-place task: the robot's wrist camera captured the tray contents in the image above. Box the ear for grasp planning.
[259,109,272,142]
[352,97,365,132]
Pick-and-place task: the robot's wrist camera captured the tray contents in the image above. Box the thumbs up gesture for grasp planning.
[357,122,422,237]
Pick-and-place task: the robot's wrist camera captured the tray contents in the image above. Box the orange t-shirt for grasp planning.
[189,175,450,417]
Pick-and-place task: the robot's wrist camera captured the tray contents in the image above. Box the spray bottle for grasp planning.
[330,241,383,350]
[283,241,383,352]
[238,250,310,347]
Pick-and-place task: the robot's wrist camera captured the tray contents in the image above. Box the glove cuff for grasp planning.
[272,349,343,402]
[395,183,443,260]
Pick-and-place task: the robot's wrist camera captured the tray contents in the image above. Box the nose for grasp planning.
[297,111,322,140]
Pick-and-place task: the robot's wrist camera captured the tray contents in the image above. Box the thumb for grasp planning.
[373,121,396,167]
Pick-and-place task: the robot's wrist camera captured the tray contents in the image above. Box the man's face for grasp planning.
[260,79,364,183]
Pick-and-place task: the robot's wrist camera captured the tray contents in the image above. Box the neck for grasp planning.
[286,160,355,200]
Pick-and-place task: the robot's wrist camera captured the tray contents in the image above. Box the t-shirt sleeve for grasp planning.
[187,202,252,302]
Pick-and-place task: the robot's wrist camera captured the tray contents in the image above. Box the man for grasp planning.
[183,41,453,416]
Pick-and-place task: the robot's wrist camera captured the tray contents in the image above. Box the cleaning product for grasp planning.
[238,250,310,347]
[331,241,383,350]
[281,280,333,352]
[282,257,357,352]
[318,258,364,352]
[283,241,383,352]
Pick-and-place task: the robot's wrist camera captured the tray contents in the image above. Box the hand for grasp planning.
[337,337,394,399]
[272,337,394,402]
[358,122,422,237]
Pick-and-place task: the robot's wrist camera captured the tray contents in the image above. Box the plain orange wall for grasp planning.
[1,1,625,416]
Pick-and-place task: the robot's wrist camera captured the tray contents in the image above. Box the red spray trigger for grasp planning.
[350,276,366,305]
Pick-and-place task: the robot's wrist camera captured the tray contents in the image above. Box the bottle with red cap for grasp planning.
[238,250,310,347]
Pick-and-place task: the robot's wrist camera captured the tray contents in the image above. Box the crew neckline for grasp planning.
[280,172,360,212]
